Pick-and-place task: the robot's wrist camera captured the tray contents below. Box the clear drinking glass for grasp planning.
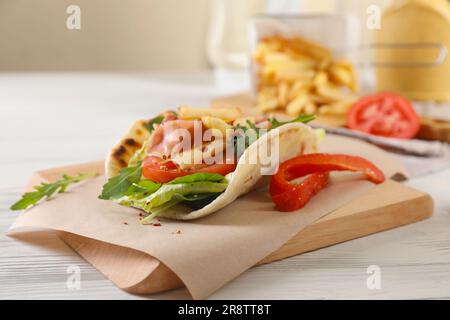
[206,0,266,70]
[248,14,361,94]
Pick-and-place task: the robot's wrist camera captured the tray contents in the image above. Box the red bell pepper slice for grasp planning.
[270,154,385,212]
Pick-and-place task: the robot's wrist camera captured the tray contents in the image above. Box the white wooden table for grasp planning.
[1,73,450,300]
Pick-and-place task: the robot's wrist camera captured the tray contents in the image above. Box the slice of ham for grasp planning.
[146,115,266,167]
[148,119,204,159]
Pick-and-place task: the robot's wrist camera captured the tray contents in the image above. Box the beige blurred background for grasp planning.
[0,0,378,71]
[0,0,210,71]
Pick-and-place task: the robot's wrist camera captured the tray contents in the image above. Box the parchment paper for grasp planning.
[7,136,406,299]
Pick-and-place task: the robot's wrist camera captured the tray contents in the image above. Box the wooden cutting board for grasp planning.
[25,161,433,294]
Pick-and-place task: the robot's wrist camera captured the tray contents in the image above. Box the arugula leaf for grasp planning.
[10,172,97,211]
[168,172,226,184]
[268,114,315,129]
[246,120,259,131]
[231,115,315,156]
[231,122,262,157]
[98,164,142,200]
[144,115,164,133]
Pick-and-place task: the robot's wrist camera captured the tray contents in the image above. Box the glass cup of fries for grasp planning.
[248,14,361,125]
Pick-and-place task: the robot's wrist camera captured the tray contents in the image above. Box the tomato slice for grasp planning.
[270,153,385,212]
[347,92,420,139]
[142,156,237,183]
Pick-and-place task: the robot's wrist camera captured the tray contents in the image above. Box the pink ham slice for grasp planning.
[148,120,204,158]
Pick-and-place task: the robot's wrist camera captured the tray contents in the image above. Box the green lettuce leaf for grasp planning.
[124,179,161,198]
[115,179,228,222]
[168,172,226,184]
[139,193,218,224]
[140,198,184,224]
[138,181,228,210]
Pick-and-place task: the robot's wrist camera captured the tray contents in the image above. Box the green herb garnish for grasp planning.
[231,115,315,156]
[10,172,97,211]
[268,114,315,129]
[98,164,142,200]
[144,115,164,133]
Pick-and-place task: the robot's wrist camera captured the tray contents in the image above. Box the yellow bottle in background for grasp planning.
[374,0,450,102]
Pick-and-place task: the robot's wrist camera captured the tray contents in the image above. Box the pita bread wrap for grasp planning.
[105,116,318,220]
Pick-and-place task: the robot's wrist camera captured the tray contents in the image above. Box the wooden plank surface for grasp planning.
[1,73,450,299]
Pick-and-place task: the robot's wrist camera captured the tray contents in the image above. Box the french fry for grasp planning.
[179,107,242,121]
[318,97,358,116]
[233,116,256,127]
[329,64,351,88]
[290,37,332,61]
[253,35,359,117]
[201,116,230,137]
[304,102,318,114]
[257,97,279,112]
[318,57,332,70]
[313,71,329,88]
[332,60,358,92]
[277,81,289,107]
[286,94,309,116]
[310,94,333,105]
[316,84,349,102]
[257,87,279,112]
[287,81,310,101]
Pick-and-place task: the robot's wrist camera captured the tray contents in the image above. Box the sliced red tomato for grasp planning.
[347,92,420,139]
[142,156,237,183]
[270,153,385,212]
